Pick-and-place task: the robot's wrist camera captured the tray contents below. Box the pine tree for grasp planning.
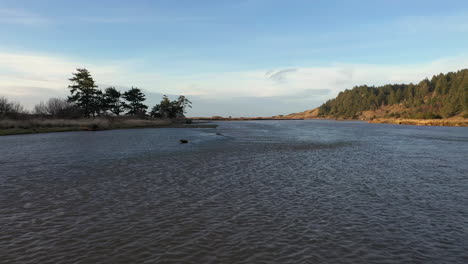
[122,87,148,116]
[104,87,124,116]
[67,68,100,118]
[317,69,468,119]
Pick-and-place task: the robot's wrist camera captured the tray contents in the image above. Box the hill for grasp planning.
[272,108,320,119]
[316,69,468,120]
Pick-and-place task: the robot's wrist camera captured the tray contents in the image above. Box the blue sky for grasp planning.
[1,0,468,116]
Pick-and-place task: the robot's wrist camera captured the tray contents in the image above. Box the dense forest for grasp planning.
[318,69,468,119]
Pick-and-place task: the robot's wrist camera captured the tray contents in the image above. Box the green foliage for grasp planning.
[318,69,468,119]
[122,87,148,116]
[67,68,100,117]
[65,69,193,118]
[150,95,192,119]
[104,87,124,116]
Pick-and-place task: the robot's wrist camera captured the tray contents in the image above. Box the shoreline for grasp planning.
[0,118,218,136]
[368,118,468,127]
[2,117,466,136]
[192,117,468,127]
[0,124,218,136]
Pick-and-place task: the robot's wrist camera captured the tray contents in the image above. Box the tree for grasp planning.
[90,90,107,117]
[104,87,124,116]
[34,98,79,118]
[150,95,192,119]
[317,69,468,119]
[150,95,171,118]
[173,95,192,117]
[67,68,100,118]
[0,97,25,118]
[435,75,449,95]
[122,87,148,116]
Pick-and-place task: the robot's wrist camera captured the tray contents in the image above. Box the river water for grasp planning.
[1,120,467,263]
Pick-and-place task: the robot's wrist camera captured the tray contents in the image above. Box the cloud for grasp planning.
[0,51,133,87]
[266,68,298,83]
[1,50,468,116]
[0,8,49,25]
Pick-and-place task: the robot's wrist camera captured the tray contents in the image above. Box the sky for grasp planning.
[1,0,468,117]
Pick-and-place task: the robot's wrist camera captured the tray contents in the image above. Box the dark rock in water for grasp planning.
[180,139,189,144]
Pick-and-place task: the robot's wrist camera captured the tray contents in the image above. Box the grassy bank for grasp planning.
[369,118,468,127]
[0,118,217,136]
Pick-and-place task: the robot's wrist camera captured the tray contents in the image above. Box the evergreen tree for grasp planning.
[67,68,100,118]
[104,87,124,116]
[150,95,192,119]
[90,90,107,117]
[122,87,148,116]
[317,69,468,119]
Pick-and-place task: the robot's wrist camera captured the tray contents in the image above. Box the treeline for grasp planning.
[0,97,25,119]
[318,69,468,119]
[0,68,192,120]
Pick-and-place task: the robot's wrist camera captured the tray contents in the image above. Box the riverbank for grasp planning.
[190,117,302,121]
[369,118,468,127]
[192,116,468,127]
[0,118,217,136]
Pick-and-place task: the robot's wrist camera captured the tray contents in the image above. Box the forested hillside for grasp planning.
[318,69,468,119]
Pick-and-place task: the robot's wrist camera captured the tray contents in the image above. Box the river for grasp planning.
[1,120,467,263]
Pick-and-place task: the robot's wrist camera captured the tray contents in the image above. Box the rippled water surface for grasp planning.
[1,120,468,263]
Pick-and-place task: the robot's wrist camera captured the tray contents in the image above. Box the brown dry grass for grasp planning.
[274,108,320,119]
[369,118,468,127]
[0,117,173,136]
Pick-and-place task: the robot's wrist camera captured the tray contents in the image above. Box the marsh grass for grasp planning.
[0,117,173,136]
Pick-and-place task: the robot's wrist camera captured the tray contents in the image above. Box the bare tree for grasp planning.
[34,98,80,118]
[0,96,25,118]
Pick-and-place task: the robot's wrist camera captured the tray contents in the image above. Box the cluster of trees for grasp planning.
[150,95,192,118]
[34,98,82,118]
[66,68,191,118]
[66,68,148,117]
[0,97,25,119]
[318,69,468,119]
[0,68,192,120]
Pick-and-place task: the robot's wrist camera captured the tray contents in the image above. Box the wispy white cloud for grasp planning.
[0,8,49,25]
[0,51,134,108]
[266,68,298,83]
[0,51,127,89]
[1,50,468,115]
